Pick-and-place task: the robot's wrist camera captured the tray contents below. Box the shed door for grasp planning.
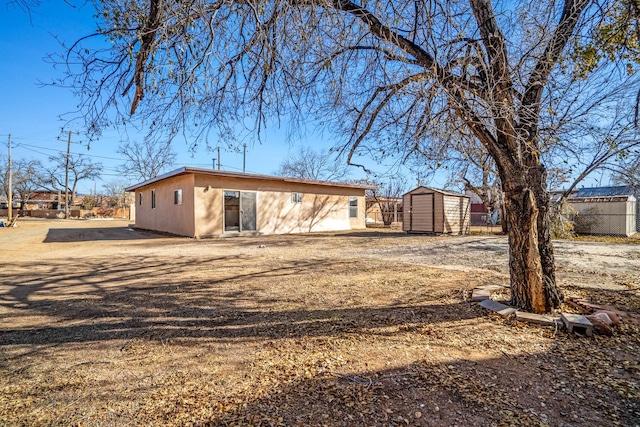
[410,194,434,232]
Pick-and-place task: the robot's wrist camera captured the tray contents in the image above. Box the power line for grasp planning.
[16,142,127,161]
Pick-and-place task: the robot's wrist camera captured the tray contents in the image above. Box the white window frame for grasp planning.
[349,196,358,218]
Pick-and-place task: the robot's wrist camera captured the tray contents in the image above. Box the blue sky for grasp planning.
[0,1,431,195]
[2,2,613,197]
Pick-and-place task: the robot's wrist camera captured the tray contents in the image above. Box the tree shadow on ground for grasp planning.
[0,253,479,347]
[1,248,638,426]
[43,227,167,242]
[162,351,634,427]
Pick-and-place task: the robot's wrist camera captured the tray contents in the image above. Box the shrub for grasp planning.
[549,201,577,239]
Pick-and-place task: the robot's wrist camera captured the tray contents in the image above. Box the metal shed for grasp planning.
[569,195,637,236]
[402,186,470,234]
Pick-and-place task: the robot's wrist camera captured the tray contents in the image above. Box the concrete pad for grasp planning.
[479,299,517,316]
[471,288,491,302]
[515,311,558,326]
[475,285,505,291]
[561,313,594,337]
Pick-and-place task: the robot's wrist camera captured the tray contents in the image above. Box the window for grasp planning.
[349,196,358,218]
[151,189,156,209]
[291,192,303,203]
[139,193,143,206]
[174,189,183,205]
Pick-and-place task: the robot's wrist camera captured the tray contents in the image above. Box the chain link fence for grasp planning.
[470,211,500,226]
[366,202,639,237]
[559,198,638,237]
[471,205,639,238]
[560,212,639,237]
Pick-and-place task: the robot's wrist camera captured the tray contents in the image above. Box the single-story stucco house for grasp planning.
[125,167,371,238]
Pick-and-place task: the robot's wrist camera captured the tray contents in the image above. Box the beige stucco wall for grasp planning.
[192,174,366,237]
[133,174,195,236]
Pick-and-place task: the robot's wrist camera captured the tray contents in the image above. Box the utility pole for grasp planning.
[64,131,72,219]
[7,134,12,223]
[243,143,247,173]
[58,130,81,219]
[217,147,221,170]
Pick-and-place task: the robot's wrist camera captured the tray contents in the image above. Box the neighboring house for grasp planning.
[402,186,470,235]
[21,191,61,210]
[1,191,60,211]
[465,190,494,226]
[365,197,403,225]
[125,167,371,238]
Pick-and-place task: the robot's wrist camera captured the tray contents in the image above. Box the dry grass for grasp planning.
[563,233,640,244]
[0,220,638,426]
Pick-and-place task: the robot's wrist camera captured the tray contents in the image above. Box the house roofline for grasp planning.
[125,167,376,192]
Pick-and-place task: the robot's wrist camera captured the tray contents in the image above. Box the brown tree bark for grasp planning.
[502,163,563,313]
[532,165,564,310]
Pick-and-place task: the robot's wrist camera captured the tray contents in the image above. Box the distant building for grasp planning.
[465,190,500,226]
[366,197,403,225]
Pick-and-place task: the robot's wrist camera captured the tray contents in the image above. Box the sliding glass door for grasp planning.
[224,191,256,232]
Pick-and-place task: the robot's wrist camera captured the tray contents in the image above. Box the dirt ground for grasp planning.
[0,219,639,426]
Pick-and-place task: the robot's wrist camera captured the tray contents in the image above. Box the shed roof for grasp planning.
[125,167,375,192]
[403,186,469,198]
[570,195,636,203]
[575,185,634,198]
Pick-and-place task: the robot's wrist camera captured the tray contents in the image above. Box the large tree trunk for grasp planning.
[500,200,508,234]
[503,171,563,313]
[532,164,564,309]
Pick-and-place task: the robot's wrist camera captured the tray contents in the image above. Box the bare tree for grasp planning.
[611,152,640,199]
[539,74,640,202]
[44,154,102,209]
[102,180,128,208]
[59,0,637,313]
[12,159,47,209]
[1,156,46,208]
[275,147,350,182]
[441,138,505,228]
[446,94,640,230]
[0,154,8,202]
[118,140,177,182]
[613,159,640,188]
[367,177,406,227]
